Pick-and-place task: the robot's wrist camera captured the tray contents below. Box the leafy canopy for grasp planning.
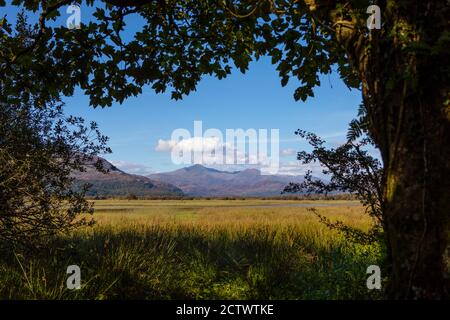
[1,0,370,108]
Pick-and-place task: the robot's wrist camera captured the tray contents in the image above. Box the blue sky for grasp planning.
[2,2,364,175]
[64,58,362,175]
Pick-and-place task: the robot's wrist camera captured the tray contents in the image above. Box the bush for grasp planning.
[126,193,138,200]
[0,100,110,249]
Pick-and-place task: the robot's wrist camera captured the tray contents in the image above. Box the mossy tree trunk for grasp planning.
[356,0,450,299]
[382,92,450,299]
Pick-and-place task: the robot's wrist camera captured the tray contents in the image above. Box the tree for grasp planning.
[283,129,384,241]
[282,102,396,277]
[0,99,111,248]
[1,0,448,298]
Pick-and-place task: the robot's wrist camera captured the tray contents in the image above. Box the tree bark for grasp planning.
[383,93,450,299]
[355,0,450,299]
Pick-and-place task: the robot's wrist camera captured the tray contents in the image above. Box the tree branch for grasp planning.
[102,0,155,7]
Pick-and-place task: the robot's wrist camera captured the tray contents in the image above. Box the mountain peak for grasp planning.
[148,165,304,197]
[187,164,206,170]
[72,156,184,197]
[184,164,222,173]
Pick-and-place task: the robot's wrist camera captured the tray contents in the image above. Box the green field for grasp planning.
[0,200,383,299]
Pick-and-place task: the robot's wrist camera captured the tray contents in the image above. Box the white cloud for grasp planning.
[179,136,223,153]
[155,135,331,176]
[155,139,178,152]
[272,161,325,176]
[280,148,296,156]
[155,137,271,166]
[155,136,279,171]
[156,137,224,153]
[109,160,154,176]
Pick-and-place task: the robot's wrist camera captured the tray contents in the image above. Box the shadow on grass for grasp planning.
[0,225,384,300]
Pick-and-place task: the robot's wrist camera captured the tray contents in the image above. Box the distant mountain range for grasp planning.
[72,156,184,198]
[73,157,306,198]
[148,164,305,197]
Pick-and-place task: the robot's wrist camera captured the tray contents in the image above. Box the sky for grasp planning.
[2,2,364,176]
[64,59,362,175]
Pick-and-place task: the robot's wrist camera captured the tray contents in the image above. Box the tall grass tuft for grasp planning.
[0,200,384,299]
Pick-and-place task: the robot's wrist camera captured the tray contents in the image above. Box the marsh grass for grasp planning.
[0,200,383,299]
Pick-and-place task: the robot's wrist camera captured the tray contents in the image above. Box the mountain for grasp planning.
[72,156,184,198]
[147,164,305,197]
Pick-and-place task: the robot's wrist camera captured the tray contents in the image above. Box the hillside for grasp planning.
[148,164,305,197]
[72,156,184,198]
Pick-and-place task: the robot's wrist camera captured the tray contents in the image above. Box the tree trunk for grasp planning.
[383,94,450,299]
[355,0,450,299]
[363,55,450,299]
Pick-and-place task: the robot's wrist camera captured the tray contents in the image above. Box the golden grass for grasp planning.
[88,199,371,233]
[1,200,382,299]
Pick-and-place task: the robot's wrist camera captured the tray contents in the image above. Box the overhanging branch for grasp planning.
[102,0,155,7]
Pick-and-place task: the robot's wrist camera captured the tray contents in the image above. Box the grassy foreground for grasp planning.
[0,200,383,299]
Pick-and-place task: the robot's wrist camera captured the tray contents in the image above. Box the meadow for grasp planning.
[0,199,383,299]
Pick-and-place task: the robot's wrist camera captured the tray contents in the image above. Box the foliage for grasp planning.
[0,12,111,248]
[0,1,368,108]
[0,99,111,248]
[72,179,184,198]
[283,127,384,244]
[0,200,382,299]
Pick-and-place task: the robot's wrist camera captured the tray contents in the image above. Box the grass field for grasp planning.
[0,199,384,299]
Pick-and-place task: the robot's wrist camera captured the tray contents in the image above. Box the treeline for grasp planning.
[89,193,359,201]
